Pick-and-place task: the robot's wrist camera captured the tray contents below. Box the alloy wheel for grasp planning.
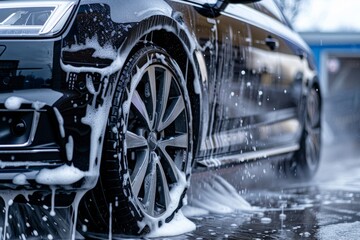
[124,64,189,218]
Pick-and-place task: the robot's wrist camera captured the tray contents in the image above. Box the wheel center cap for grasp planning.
[148,132,158,150]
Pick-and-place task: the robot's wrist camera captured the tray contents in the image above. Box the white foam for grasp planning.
[1,192,19,239]
[50,187,56,217]
[53,107,65,138]
[4,96,29,110]
[260,217,272,224]
[12,174,29,185]
[187,174,253,215]
[108,203,112,240]
[32,101,46,110]
[138,167,193,235]
[35,165,85,185]
[146,210,196,238]
[71,191,87,240]
[279,213,287,220]
[65,136,74,161]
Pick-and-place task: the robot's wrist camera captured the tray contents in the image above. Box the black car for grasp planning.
[0,0,321,236]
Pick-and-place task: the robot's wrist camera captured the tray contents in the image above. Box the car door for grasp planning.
[204,4,257,158]
[241,0,305,152]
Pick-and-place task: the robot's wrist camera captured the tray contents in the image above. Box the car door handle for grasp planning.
[265,37,279,51]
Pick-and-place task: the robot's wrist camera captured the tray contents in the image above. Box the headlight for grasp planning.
[0,0,78,37]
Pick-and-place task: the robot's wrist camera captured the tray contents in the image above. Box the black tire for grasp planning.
[78,45,193,236]
[280,87,321,179]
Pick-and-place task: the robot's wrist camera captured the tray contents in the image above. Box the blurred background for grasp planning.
[279,0,360,148]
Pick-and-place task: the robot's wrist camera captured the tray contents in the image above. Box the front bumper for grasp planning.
[0,39,99,191]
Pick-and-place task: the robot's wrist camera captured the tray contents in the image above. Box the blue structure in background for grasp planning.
[303,33,360,71]
[302,32,360,141]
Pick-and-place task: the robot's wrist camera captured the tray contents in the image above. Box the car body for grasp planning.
[0,0,321,236]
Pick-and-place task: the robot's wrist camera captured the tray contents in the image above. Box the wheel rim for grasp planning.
[124,64,189,218]
[305,89,321,171]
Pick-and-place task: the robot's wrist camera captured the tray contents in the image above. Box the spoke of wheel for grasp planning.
[157,70,172,130]
[158,134,188,181]
[158,96,185,132]
[131,90,151,128]
[130,150,149,197]
[157,162,171,209]
[147,66,157,127]
[158,148,180,183]
[158,133,188,149]
[143,153,157,216]
[125,131,148,149]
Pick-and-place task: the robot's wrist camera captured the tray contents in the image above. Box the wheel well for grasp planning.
[129,30,202,154]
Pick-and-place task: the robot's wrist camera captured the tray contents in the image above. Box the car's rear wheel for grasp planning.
[79,45,193,236]
[281,87,321,179]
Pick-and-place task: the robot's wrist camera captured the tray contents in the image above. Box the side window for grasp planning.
[255,0,286,24]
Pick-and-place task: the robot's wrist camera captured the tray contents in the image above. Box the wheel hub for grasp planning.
[148,132,158,151]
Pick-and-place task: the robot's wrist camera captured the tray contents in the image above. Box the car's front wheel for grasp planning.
[79,45,193,235]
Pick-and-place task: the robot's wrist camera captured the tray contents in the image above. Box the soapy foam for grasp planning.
[186,174,253,216]
[146,210,196,238]
[35,165,85,186]
[66,136,74,161]
[4,97,29,110]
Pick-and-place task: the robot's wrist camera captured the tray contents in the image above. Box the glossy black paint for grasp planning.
[0,0,318,190]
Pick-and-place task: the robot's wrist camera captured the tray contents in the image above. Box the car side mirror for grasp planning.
[200,0,260,17]
[211,0,261,11]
